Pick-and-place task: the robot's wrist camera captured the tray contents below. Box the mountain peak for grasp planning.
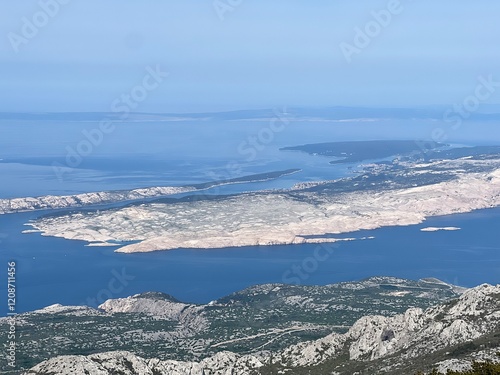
[131,291,181,302]
[21,283,500,374]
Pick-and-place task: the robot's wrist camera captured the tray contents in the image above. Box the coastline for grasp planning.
[25,168,500,253]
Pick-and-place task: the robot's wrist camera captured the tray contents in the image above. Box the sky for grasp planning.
[1,0,500,113]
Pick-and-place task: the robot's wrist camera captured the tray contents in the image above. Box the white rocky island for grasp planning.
[0,169,300,215]
[22,152,500,253]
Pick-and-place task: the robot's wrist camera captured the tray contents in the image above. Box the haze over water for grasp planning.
[1,118,500,315]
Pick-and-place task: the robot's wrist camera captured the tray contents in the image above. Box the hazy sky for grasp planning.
[1,1,500,112]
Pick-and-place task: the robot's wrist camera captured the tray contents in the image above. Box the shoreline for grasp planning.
[0,168,302,215]
[25,168,500,253]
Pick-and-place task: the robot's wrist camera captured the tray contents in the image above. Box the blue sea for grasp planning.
[1,118,500,315]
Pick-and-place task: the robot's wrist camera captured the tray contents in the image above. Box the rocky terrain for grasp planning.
[0,277,465,374]
[4,143,500,375]
[24,150,500,252]
[0,185,192,215]
[13,280,500,375]
[0,169,299,215]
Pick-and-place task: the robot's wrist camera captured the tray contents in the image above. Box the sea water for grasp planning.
[1,118,500,315]
[1,206,500,315]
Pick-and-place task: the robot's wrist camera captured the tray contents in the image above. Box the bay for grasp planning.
[1,206,499,315]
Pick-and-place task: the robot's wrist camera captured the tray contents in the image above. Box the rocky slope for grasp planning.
[25,155,500,252]
[98,292,208,333]
[0,277,462,373]
[24,350,265,375]
[0,186,192,215]
[20,283,500,375]
[276,283,500,373]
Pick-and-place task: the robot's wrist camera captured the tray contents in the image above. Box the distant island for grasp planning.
[421,227,461,232]
[0,169,300,215]
[23,144,500,253]
[280,140,447,164]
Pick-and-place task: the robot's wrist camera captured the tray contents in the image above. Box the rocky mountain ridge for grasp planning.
[10,279,500,374]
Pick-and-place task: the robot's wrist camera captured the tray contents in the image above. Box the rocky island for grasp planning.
[22,145,500,253]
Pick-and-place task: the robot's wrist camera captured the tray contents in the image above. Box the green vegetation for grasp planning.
[280,140,446,164]
[416,358,500,375]
[0,277,460,372]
